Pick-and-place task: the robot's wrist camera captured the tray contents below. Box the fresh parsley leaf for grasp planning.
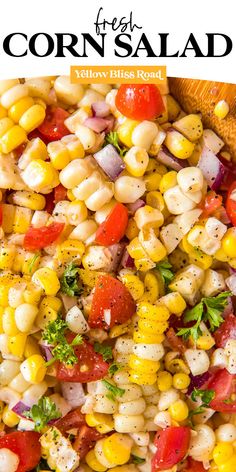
[189,388,215,418]
[94,342,113,362]
[132,455,145,464]
[156,260,174,286]
[108,362,123,377]
[24,397,61,432]
[43,316,83,367]
[60,263,83,297]
[177,291,231,341]
[102,379,125,401]
[105,131,127,157]
[42,316,68,345]
[28,252,40,274]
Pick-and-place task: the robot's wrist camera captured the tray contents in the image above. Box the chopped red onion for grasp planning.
[121,249,135,269]
[84,117,107,133]
[40,343,53,362]
[187,371,211,395]
[157,146,188,171]
[198,146,226,190]
[12,401,30,418]
[94,144,125,181]
[104,114,115,134]
[226,274,236,295]
[222,296,233,318]
[61,382,85,408]
[105,242,126,272]
[127,199,145,215]
[60,294,78,311]
[92,101,110,118]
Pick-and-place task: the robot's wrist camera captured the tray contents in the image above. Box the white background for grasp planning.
[0,0,235,83]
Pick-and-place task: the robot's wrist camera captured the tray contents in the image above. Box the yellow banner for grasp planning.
[70,65,166,84]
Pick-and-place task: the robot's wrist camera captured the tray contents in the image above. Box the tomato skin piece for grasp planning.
[23,222,64,251]
[183,458,205,472]
[115,84,165,121]
[0,431,41,472]
[73,425,102,459]
[38,107,69,142]
[89,274,136,330]
[200,190,223,219]
[152,426,191,471]
[56,339,109,383]
[166,328,187,355]
[55,408,85,434]
[54,184,67,203]
[226,181,236,226]
[214,313,236,348]
[95,203,128,246]
[206,369,236,412]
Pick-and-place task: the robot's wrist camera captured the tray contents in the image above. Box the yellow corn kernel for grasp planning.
[129,354,160,374]
[229,258,236,269]
[0,285,10,307]
[214,100,229,120]
[218,455,236,472]
[13,207,32,234]
[2,406,19,427]
[62,136,85,160]
[109,322,130,338]
[102,433,132,465]
[20,354,46,384]
[0,244,16,270]
[127,237,148,260]
[213,443,234,466]
[8,96,35,122]
[10,191,46,211]
[56,240,85,264]
[166,95,181,121]
[196,332,215,350]
[0,401,4,420]
[86,413,107,427]
[169,399,189,421]
[133,330,165,344]
[67,189,76,201]
[40,296,62,313]
[19,104,46,133]
[161,292,186,315]
[120,274,144,300]
[23,284,42,304]
[0,117,14,138]
[159,171,177,194]
[144,172,162,192]
[0,105,7,119]
[32,268,60,296]
[86,450,107,472]
[173,114,203,142]
[179,235,194,254]
[134,257,156,272]
[157,371,172,391]
[188,251,213,270]
[117,119,140,148]
[139,229,167,262]
[1,204,15,234]
[125,219,139,240]
[173,373,190,390]
[2,307,19,335]
[165,129,195,159]
[146,191,165,212]
[48,141,70,170]
[222,228,236,258]
[129,369,156,385]
[78,269,104,288]
[8,333,27,358]
[166,358,190,375]
[23,253,41,276]
[36,306,58,330]
[0,125,27,153]
[138,317,168,335]
[22,159,56,192]
[24,336,41,357]
[139,272,159,304]
[137,302,170,321]
[0,307,4,333]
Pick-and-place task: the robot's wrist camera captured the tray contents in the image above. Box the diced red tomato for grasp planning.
[95,203,128,246]
[166,327,187,355]
[89,274,136,329]
[54,184,67,203]
[214,313,236,348]
[115,84,165,121]
[38,107,69,142]
[55,408,85,434]
[200,190,223,219]
[57,338,109,383]
[23,222,64,251]
[183,458,205,472]
[206,369,236,412]
[0,431,41,472]
[226,181,236,226]
[152,426,191,471]
[44,192,55,214]
[73,425,102,459]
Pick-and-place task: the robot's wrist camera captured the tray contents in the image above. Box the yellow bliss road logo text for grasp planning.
[70,65,166,84]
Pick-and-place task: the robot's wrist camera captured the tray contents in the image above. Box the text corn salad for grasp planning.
[0,76,235,472]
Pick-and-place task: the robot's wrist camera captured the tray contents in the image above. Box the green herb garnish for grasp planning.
[24,397,61,432]
[34,459,53,471]
[60,263,83,297]
[189,388,215,417]
[177,291,231,341]
[42,316,83,366]
[132,455,146,464]
[108,362,123,377]
[42,316,68,345]
[105,131,127,157]
[102,379,125,401]
[28,252,40,273]
[156,260,174,286]
[94,342,113,362]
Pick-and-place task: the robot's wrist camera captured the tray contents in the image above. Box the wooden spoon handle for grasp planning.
[169,78,236,160]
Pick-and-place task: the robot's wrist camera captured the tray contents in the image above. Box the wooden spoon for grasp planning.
[169,78,236,161]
